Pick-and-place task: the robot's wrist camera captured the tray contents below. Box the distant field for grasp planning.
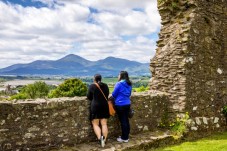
[102,78,118,84]
[109,86,114,93]
[0,76,150,94]
[1,80,63,87]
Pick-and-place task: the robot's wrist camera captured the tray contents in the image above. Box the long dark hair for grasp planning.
[119,71,132,86]
[94,74,102,84]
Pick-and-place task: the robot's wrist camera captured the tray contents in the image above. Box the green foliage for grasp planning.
[0,78,6,83]
[48,78,87,98]
[133,81,148,88]
[108,86,114,93]
[152,132,227,151]
[159,112,189,137]
[10,93,28,100]
[134,86,149,92]
[10,81,49,100]
[222,105,227,116]
[158,0,180,12]
[170,112,189,136]
[24,81,49,99]
[102,77,118,84]
[171,2,179,9]
[158,0,166,4]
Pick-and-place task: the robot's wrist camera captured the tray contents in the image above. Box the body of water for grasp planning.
[1,80,63,87]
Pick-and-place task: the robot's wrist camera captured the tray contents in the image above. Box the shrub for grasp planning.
[10,93,28,100]
[10,81,49,100]
[222,105,227,116]
[171,112,190,136]
[48,78,87,98]
[134,86,149,92]
[24,81,49,99]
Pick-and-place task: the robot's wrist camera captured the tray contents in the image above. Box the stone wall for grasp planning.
[150,0,227,131]
[1,0,227,150]
[0,92,169,150]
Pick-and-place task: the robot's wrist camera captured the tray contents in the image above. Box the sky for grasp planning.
[0,0,161,68]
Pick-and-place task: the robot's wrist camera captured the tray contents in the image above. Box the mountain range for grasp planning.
[0,54,150,76]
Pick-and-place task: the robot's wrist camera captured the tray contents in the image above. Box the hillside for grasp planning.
[0,54,150,76]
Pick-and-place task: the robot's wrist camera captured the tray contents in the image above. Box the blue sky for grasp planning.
[0,0,161,68]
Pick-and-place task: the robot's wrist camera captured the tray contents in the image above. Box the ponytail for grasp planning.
[119,71,132,86]
[94,74,102,84]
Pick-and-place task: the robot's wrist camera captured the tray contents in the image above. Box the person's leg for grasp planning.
[100,119,108,141]
[120,105,130,140]
[92,119,101,140]
[116,105,130,140]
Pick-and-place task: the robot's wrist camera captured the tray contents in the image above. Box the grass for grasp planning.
[109,86,114,93]
[102,78,118,84]
[151,132,227,151]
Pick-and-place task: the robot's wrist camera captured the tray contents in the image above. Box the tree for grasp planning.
[48,78,87,98]
[10,81,49,100]
[24,81,49,98]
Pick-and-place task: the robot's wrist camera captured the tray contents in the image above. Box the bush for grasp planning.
[10,93,28,100]
[48,78,87,98]
[24,81,49,98]
[10,81,49,100]
[134,86,149,92]
[170,112,189,137]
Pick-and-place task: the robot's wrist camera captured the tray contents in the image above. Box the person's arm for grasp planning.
[112,82,120,99]
[106,84,109,98]
[129,86,132,96]
[87,84,93,100]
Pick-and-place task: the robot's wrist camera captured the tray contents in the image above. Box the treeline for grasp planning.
[7,76,150,100]
[10,78,87,100]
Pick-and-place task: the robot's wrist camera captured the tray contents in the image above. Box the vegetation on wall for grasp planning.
[158,0,182,13]
[170,112,189,136]
[159,112,189,137]
[222,105,227,117]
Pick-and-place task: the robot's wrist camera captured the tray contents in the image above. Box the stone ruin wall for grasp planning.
[0,92,170,150]
[150,0,227,132]
[1,0,227,150]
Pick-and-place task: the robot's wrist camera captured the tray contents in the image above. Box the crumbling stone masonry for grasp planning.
[0,92,169,150]
[150,0,227,131]
[0,0,227,150]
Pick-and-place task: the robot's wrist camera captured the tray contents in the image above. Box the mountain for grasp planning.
[0,54,150,76]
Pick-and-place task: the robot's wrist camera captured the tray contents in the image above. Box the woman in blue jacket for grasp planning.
[112,71,132,142]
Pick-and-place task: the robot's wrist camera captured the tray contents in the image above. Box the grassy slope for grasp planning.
[153,132,227,151]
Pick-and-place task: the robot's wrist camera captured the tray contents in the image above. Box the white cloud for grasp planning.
[77,36,156,63]
[0,0,161,68]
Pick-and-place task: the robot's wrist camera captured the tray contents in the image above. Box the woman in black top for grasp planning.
[87,74,109,147]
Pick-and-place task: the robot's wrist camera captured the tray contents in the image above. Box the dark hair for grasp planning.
[94,74,102,84]
[119,71,132,86]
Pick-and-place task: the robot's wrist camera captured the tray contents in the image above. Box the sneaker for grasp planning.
[117,137,129,143]
[100,136,105,147]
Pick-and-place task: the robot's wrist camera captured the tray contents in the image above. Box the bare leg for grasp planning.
[92,119,101,140]
[100,119,108,141]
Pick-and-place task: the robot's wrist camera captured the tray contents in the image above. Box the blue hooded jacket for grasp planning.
[112,80,132,106]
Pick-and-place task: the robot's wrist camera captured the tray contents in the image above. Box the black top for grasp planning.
[87,82,110,120]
